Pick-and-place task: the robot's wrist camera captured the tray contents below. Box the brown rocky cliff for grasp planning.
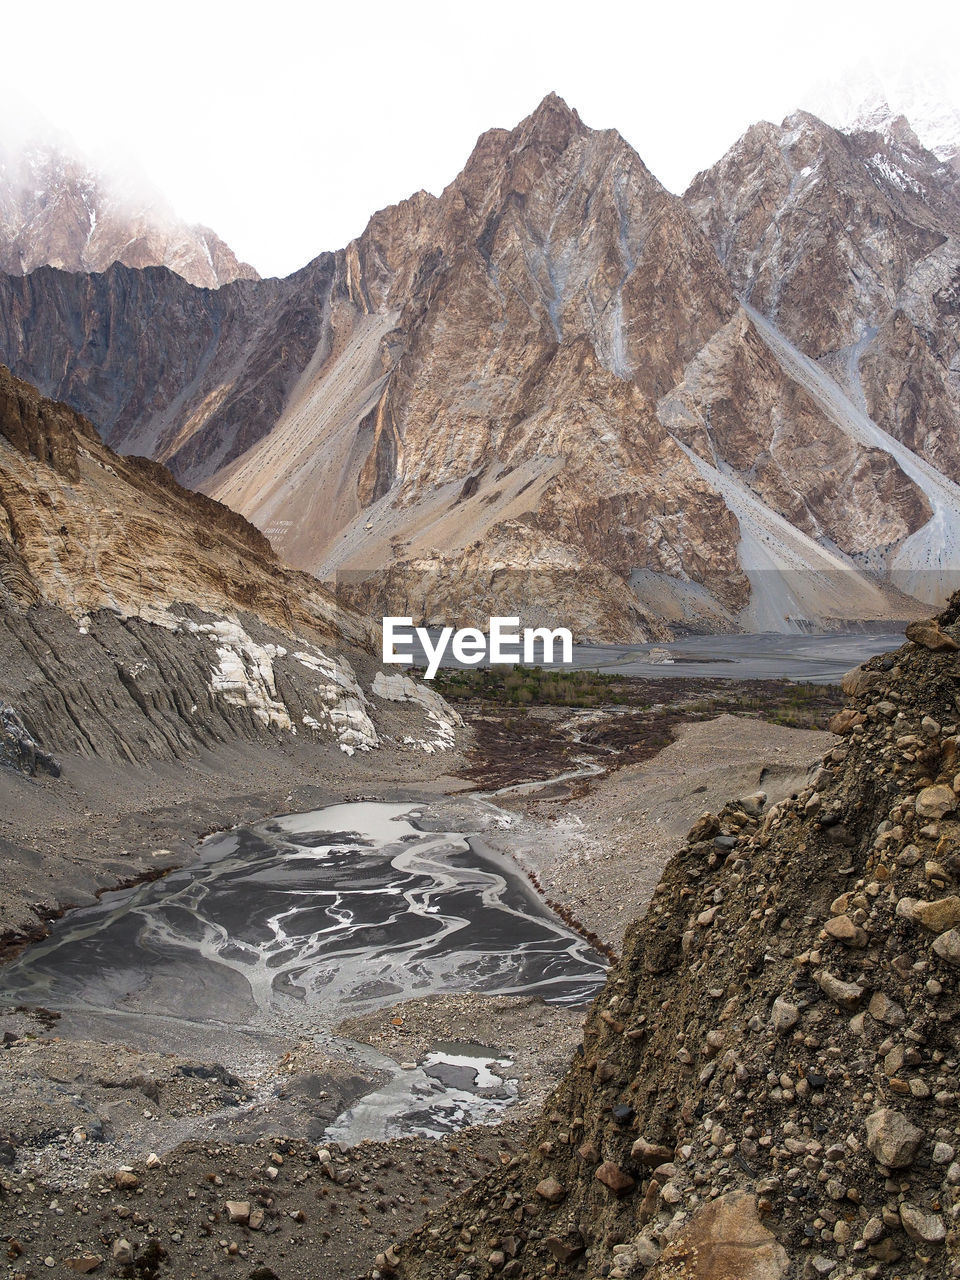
[661,310,933,557]
[0,360,95,479]
[313,97,932,635]
[0,362,367,647]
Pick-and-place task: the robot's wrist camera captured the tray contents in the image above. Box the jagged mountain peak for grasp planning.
[805,62,960,171]
[2,96,958,641]
[852,100,927,150]
[514,91,585,145]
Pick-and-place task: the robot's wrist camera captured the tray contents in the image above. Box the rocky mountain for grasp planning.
[0,257,331,465]
[0,137,257,287]
[389,601,960,1278]
[0,362,460,937]
[685,109,960,482]
[1,96,958,638]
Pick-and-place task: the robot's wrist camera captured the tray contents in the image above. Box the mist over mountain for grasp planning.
[0,131,258,287]
[806,61,960,170]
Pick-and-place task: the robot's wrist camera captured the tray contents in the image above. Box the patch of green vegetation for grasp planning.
[427,664,637,708]
[428,665,840,729]
[726,682,839,729]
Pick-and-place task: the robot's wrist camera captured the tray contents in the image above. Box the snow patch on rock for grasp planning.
[181,618,292,730]
[294,646,379,755]
[372,672,463,753]
[866,152,924,195]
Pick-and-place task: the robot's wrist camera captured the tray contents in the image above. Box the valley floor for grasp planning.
[0,685,838,1279]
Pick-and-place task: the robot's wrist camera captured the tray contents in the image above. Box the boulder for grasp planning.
[595,1161,636,1194]
[899,1203,946,1245]
[933,929,960,966]
[840,665,883,696]
[631,1137,673,1165]
[814,969,864,1010]
[770,996,800,1033]
[913,896,960,932]
[828,708,865,736]
[823,915,867,947]
[687,812,720,843]
[865,1108,923,1168]
[868,992,905,1026]
[653,1191,790,1278]
[905,619,959,651]
[916,785,957,821]
[63,1258,103,1275]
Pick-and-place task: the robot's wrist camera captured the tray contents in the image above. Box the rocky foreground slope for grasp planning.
[2,97,957,637]
[387,601,960,1279]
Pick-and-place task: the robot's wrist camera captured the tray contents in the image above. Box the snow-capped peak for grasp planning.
[804,61,960,164]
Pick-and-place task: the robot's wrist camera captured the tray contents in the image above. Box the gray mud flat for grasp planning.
[568,629,906,681]
[326,1041,517,1145]
[401,627,905,682]
[0,802,605,1028]
[0,800,606,1142]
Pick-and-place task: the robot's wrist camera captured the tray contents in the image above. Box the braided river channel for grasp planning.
[0,801,607,1141]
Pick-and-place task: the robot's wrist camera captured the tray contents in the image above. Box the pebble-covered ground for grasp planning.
[391,608,960,1280]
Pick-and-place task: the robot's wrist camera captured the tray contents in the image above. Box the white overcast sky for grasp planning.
[4,0,960,277]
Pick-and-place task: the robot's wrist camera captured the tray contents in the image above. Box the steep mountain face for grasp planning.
[208,97,947,632]
[0,257,333,468]
[1,96,957,637]
[0,362,460,775]
[391,602,960,1278]
[0,138,257,287]
[685,110,960,488]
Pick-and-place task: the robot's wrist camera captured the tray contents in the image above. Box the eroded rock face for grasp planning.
[0,702,60,777]
[685,109,960,484]
[0,257,334,470]
[0,138,257,288]
[0,363,345,638]
[0,364,460,767]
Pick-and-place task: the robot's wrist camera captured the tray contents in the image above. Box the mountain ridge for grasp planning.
[0,94,957,638]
